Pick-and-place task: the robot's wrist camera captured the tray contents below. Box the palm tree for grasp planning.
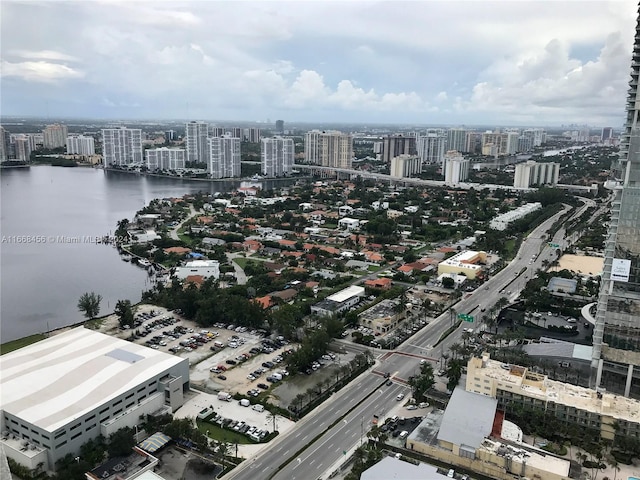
[266,411,278,433]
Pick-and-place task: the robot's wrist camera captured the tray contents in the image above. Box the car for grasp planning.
[257,383,269,390]
[247,374,256,381]
[406,405,417,410]
[386,380,393,386]
[396,393,405,401]
[418,402,430,408]
[226,359,237,365]
[447,469,455,478]
[217,375,227,380]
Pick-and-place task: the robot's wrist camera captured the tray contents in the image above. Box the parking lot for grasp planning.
[174,391,295,458]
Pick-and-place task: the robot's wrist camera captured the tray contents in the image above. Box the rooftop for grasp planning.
[474,355,640,423]
[0,328,186,432]
[359,299,400,322]
[480,438,570,477]
[437,388,497,449]
[361,456,445,480]
[327,285,365,303]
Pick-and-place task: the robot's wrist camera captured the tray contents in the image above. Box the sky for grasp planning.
[1,0,638,126]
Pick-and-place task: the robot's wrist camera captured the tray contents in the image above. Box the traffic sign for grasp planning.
[457,313,474,322]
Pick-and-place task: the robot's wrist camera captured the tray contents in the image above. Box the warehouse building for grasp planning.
[0,328,189,471]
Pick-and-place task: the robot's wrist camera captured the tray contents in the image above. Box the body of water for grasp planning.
[0,166,291,343]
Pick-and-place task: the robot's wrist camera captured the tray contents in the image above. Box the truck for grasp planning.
[271,372,283,381]
[218,392,232,402]
[239,398,250,407]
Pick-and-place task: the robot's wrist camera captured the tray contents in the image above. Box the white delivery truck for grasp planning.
[218,392,232,401]
[239,399,250,407]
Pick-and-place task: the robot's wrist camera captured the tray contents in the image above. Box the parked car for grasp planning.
[217,375,227,380]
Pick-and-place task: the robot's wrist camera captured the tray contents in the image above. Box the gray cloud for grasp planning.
[0,0,636,125]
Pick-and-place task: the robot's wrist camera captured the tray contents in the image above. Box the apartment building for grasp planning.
[261,136,294,177]
[467,353,640,442]
[443,150,469,185]
[101,127,143,166]
[207,133,241,179]
[145,148,186,171]
[185,121,209,164]
[67,135,96,156]
[304,130,353,169]
[381,134,417,163]
[390,154,421,178]
[417,129,446,164]
[43,124,68,149]
[592,5,640,398]
[513,161,559,188]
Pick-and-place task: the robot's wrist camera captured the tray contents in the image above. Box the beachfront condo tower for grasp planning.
[591,5,640,398]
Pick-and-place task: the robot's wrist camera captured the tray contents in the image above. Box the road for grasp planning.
[224,201,597,480]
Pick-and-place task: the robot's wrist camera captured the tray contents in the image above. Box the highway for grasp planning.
[224,200,598,480]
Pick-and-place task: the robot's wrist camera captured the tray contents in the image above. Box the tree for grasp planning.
[408,363,435,402]
[441,276,455,289]
[445,359,465,391]
[107,427,135,457]
[78,292,102,320]
[114,299,134,328]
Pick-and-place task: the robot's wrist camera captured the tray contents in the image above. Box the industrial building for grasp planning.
[0,328,189,471]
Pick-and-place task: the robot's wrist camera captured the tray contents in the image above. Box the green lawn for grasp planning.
[196,420,254,444]
[232,257,250,269]
[1,334,47,355]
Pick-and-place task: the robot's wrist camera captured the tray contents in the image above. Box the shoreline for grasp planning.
[104,167,310,183]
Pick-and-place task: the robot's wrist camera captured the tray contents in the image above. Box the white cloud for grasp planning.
[435,91,448,102]
[11,50,78,62]
[1,60,84,82]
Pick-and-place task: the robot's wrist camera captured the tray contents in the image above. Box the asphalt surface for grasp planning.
[224,200,597,480]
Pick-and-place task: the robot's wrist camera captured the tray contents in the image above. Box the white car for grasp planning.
[396,393,405,401]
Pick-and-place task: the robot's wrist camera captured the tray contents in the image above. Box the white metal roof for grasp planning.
[327,285,365,303]
[0,327,186,432]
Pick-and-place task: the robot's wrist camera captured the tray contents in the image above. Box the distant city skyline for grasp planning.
[1,1,636,125]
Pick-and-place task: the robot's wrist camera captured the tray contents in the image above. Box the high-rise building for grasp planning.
[210,127,225,138]
[275,120,284,133]
[261,136,294,177]
[304,130,353,169]
[481,131,518,156]
[464,131,482,154]
[443,150,469,185]
[230,127,243,139]
[246,128,261,143]
[446,128,467,153]
[13,135,31,161]
[164,130,176,142]
[145,148,186,171]
[0,127,8,162]
[43,124,68,149]
[513,161,559,188]
[592,7,640,398]
[390,154,421,178]
[101,128,142,166]
[601,127,614,142]
[381,135,417,163]
[417,130,446,164]
[67,135,95,156]
[185,121,209,164]
[207,134,241,179]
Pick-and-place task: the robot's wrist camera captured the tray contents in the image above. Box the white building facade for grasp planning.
[261,136,294,177]
[207,134,241,178]
[0,328,189,471]
[513,161,560,188]
[101,128,143,166]
[174,260,220,280]
[489,202,542,230]
[145,148,186,171]
[417,130,446,164]
[185,121,210,164]
[390,154,421,177]
[67,135,96,156]
[443,151,470,185]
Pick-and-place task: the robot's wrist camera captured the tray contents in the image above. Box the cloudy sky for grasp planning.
[1,1,637,126]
